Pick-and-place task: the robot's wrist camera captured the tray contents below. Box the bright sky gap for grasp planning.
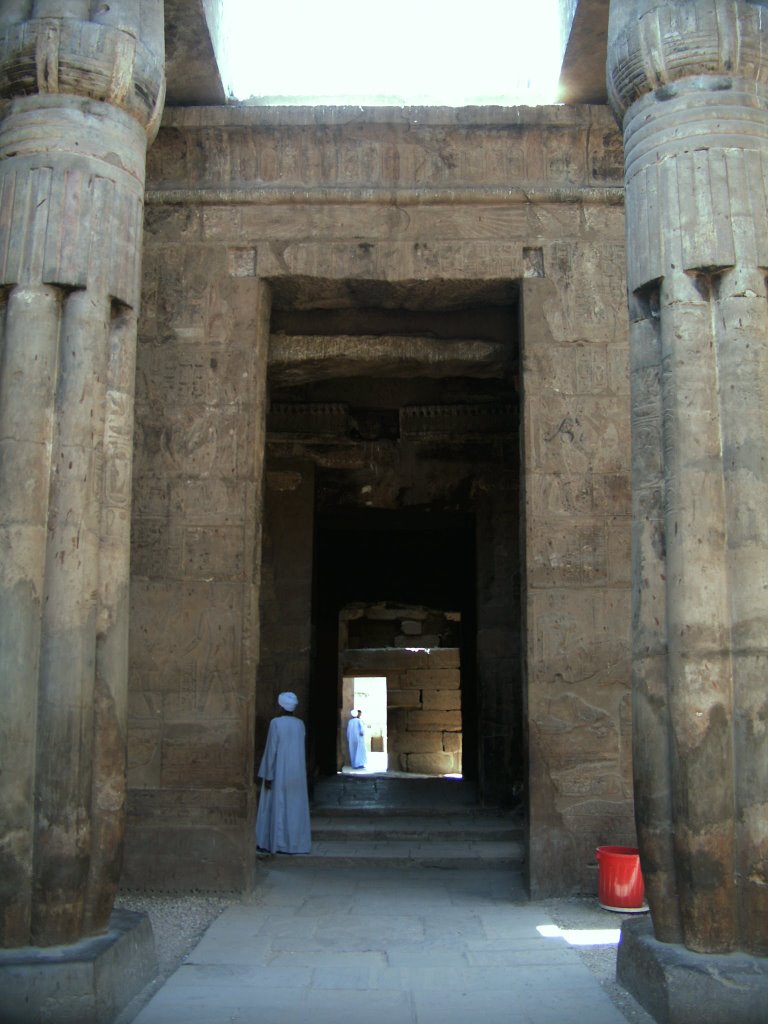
[221,0,564,106]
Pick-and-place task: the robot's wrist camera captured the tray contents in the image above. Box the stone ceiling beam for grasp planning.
[164,0,228,105]
[268,335,509,384]
[557,0,610,105]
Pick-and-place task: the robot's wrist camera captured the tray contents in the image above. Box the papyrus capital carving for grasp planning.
[0,5,164,137]
[607,0,768,123]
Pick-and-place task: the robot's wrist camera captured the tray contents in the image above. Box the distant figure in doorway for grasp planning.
[347,709,367,769]
[255,691,311,854]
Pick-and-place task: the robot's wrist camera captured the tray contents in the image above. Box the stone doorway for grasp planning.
[127,103,631,897]
[341,639,463,778]
[258,277,523,809]
[313,520,474,783]
[340,673,388,773]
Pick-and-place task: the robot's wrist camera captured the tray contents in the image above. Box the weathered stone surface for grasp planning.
[442,731,462,753]
[130,101,630,900]
[387,732,445,755]
[421,648,461,669]
[558,0,611,105]
[607,0,768,120]
[394,634,441,648]
[341,648,449,672]
[617,917,768,1024]
[528,473,631,517]
[0,14,165,132]
[342,612,460,655]
[127,577,254,795]
[0,909,157,1024]
[0,4,164,949]
[421,690,462,711]
[149,105,623,193]
[608,0,768,958]
[122,787,255,893]
[406,710,462,731]
[269,334,507,385]
[387,689,422,708]
[405,669,461,690]
[164,0,227,106]
[528,589,631,689]
[406,753,456,775]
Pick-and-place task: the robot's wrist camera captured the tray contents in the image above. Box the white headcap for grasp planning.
[278,691,298,711]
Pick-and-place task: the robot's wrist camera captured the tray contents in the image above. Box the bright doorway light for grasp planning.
[221,0,563,106]
[348,676,388,773]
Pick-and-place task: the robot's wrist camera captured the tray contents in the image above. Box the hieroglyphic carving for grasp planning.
[150,106,622,193]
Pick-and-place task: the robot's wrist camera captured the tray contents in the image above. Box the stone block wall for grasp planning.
[125,207,270,892]
[388,650,462,775]
[342,647,462,775]
[341,602,461,650]
[256,461,315,758]
[522,252,633,894]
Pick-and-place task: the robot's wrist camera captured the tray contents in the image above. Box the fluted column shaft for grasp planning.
[609,0,768,955]
[0,1,163,947]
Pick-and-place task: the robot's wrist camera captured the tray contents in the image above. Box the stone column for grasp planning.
[0,1,164,951]
[607,0,768,1018]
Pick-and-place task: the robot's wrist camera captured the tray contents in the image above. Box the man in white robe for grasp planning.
[255,692,311,854]
[346,709,367,769]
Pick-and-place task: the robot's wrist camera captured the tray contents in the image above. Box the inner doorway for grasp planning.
[339,603,464,778]
[341,675,388,772]
[312,512,477,783]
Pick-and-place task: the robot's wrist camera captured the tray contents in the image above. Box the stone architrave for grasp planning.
[607,0,768,1003]
[0,2,165,950]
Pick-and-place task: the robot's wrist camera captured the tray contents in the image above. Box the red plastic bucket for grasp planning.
[596,846,647,912]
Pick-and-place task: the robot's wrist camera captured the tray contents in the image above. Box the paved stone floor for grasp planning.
[123,859,654,1024]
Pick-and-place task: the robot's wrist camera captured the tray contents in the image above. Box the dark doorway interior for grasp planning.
[258,276,524,808]
[311,510,477,778]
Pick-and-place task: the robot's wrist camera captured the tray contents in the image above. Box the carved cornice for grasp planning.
[145,185,625,207]
[607,0,768,122]
[267,403,350,437]
[400,403,516,439]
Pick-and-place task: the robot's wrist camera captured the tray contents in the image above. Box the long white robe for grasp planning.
[347,715,367,768]
[255,714,311,854]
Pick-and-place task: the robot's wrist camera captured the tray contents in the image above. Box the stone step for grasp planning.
[296,844,525,869]
[310,773,479,811]
[311,812,521,843]
[277,805,527,869]
[287,773,528,869]
[269,841,525,869]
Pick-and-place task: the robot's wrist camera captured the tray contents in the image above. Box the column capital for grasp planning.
[607,0,768,123]
[0,10,165,138]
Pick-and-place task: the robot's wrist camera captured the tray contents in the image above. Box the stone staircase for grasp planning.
[300,774,526,870]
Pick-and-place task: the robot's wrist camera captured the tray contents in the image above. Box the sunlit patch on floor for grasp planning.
[537,923,622,946]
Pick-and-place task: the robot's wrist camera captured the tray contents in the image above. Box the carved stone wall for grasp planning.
[124,261,266,890]
[523,265,633,893]
[128,104,630,896]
